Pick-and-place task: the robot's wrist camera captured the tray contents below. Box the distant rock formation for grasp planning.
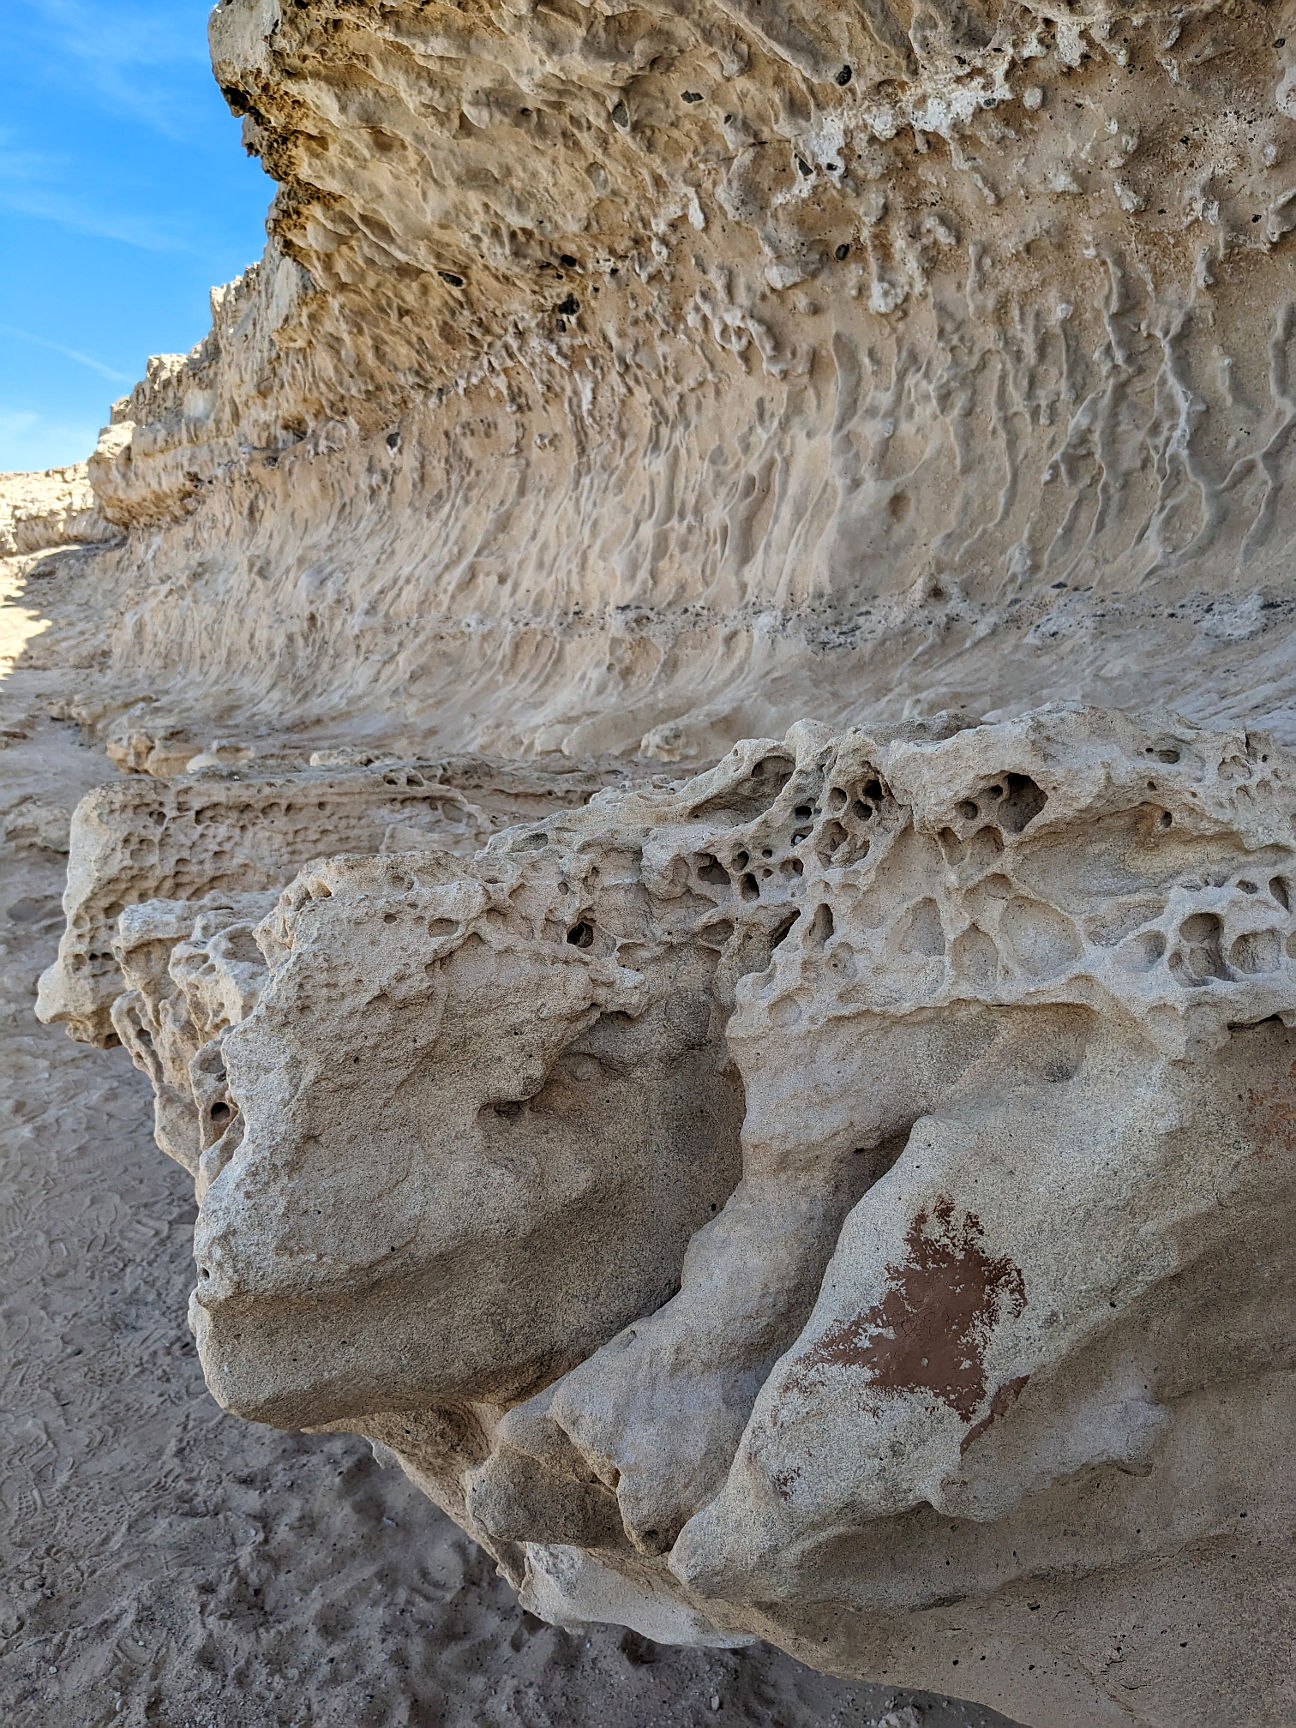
[39,707,1296,1726]
[0,464,114,561]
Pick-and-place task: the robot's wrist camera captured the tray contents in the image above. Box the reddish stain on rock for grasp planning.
[1245,1058,1296,1163]
[787,1197,1026,1425]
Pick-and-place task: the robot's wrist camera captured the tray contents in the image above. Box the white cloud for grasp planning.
[0,324,133,384]
[0,181,196,252]
[0,131,200,253]
[0,409,103,475]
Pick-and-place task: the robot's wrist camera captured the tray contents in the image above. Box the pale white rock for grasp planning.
[17,1,1296,1721]
[45,708,1296,1726]
[35,755,622,1046]
[0,465,115,559]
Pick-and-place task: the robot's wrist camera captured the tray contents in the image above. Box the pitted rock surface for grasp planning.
[39,706,1296,1727]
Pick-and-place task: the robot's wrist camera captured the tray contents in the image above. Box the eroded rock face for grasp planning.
[22,1,1296,1718]
[44,707,1296,1726]
[47,0,1296,759]
[35,752,632,1046]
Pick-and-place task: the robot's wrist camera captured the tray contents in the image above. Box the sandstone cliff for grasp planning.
[11,2,1296,1724]
[44,0,1296,764]
[34,704,1296,1727]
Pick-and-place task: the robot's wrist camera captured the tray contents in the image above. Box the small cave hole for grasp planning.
[819,820,848,856]
[696,855,730,887]
[1172,912,1228,985]
[754,755,793,781]
[1126,929,1166,970]
[828,787,847,811]
[794,804,814,821]
[621,1629,658,1666]
[688,756,793,822]
[1231,929,1281,974]
[957,800,980,822]
[998,774,1048,834]
[210,1102,232,1125]
[383,911,399,924]
[769,909,800,949]
[1270,875,1291,910]
[733,849,749,869]
[740,873,760,901]
[566,921,594,948]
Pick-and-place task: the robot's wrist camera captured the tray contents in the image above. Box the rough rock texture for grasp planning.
[0,699,999,1728]
[0,465,115,561]
[42,0,1296,760]
[35,751,638,1046]
[38,705,1296,1726]
[14,0,1296,1722]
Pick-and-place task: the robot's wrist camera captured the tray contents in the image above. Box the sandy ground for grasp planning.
[0,551,1013,1728]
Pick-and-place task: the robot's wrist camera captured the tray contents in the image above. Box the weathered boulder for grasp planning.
[51,707,1296,1726]
[35,753,627,1045]
[22,1,1296,1718]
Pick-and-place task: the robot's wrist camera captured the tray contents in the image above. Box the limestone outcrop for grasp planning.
[36,0,1296,762]
[39,706,1296,1726]
[0,465,114,561]
[19,0,1296,1721]
[34,751,631,1045]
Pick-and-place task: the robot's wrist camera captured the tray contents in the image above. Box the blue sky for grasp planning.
[0,1,272,473]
